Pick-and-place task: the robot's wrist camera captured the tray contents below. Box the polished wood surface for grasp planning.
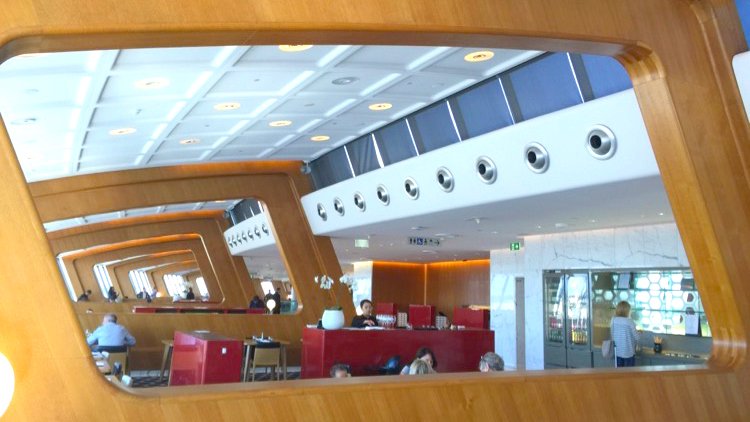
[372,262,425,311]
[426,260,490,320]
[0,0,747,420]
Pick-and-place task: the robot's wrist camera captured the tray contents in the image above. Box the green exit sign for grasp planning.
[510,242,521,251]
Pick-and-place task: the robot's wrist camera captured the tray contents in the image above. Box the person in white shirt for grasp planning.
[86,313,136,352]
[610,301,639,367]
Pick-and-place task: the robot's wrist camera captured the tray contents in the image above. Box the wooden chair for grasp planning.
[107,350,129,376]
[250,342,281,382]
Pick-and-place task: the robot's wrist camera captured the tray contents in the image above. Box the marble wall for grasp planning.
[490,223,690,370]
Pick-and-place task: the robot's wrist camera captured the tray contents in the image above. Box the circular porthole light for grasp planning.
[404,177,419,199]
[586,125,617,160]
[109,127,136,136]
[368,103,393,111]
[179,138,200,145]
[269,120,292,127]
[525,142,550,173]
[333,197,345,216]
[464,50,495,62]
[310,135,330,142]
[317,203,328,221]
[376,185,390,205]
[436,167,454,192]
[476,156,497,184]
[134,77,170,90]
[353,192,366,211]
[247,230,254,240]
[279,45,313,52]
[213,102,241,111]
[254,226,261,237]
[262,224,269,234]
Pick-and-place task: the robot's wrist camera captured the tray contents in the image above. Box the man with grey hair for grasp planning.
[86,313,136,352]
[479,352,504,372]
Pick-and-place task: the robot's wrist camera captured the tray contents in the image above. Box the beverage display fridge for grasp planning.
[543,270,593,369]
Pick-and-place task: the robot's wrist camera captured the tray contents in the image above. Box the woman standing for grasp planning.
[610,301,639,367]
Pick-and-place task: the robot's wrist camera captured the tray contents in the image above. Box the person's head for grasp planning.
[103,313,117,324]
[479,352,504,372]
[408,359,432,375]
[188,287,193,292]
[360,299,373,316]
[86,289,92,295]
[329,363,351,378]
[414,347,436,368]
[615,301,631,317]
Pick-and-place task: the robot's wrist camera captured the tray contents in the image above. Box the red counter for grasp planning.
[301,327,494,378]
[169,331,243,385]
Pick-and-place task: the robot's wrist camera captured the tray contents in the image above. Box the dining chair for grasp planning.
[250,342,281,382]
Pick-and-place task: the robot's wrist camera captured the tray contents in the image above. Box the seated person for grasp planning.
[107,286,118,302]
[400,346,437,375]
[479,352,504,372]
[86,313,136,352]
[77,289,92,302]
[185,287,196,300]
[350,299,378,328]
[249,295,265,309]
[408,359,433,375]
[329,363,352,378]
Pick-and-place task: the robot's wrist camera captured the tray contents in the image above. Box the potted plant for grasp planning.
[314,274,355,330]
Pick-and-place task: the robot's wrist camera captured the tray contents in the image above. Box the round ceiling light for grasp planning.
[269,120,292,127]
[310,135,330,142]
[109,127,136,136]
[464,50,495,62]
[278,45,313,52]
[332,77,359,85]
[368,102,393,111]
[179,138,200,145]
[134,77,170,89]
[213,102,241,111]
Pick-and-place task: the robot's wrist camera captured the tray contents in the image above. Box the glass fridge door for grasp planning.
[544,273,565,344]
[565,272,591,348]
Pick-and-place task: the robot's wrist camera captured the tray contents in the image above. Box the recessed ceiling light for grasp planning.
[109,127,136,136]
[269,120,292,127]
[464,50,495,62]
[179,138,200,145]
[554,222,568,228]
[368,102,393,111]
[134,77,170,89]
[310,135,330,142]
[214,102,241,111]
[332,77,359,85]
[10,117,37,126]
[278,45,313,52]
[658,212,665,216]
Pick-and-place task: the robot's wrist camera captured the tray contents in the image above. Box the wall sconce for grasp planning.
[0,351,14,417]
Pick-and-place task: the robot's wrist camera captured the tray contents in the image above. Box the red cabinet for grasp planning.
[301,327,494,378]
[169,331,243,385]
[409,304,435,327]
[453,307,490,329]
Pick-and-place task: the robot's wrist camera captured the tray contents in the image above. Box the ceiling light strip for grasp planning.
[371,134,385,168]
[279,70,315,95]
[406,47,452,71]
[296,118,322,133]
[317,45,352,67]
[151,123,168,139]
[140,140,154,154]
[250,99,277,117]
[445,100,463,142]
[186,71,213,98]
[497,78,516,125]
[325,98,357,117]
[360,73,400,97]
[211,46,238,67]
[166,101,187,120]
[228,119,250,135]
[404,118,420,156]
[75,76,92,106]
[343,144,356,178]
[68,108,81,130]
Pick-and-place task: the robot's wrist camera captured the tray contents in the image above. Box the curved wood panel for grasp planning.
[0,0,746,420]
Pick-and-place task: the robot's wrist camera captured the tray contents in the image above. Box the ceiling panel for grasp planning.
[227,132,289,148]
[148,150,205,165]
[91,102,178,125]
[381,73,476,99]
[344,46,440,68]
[114,47,222,67]
[99,71,205,100]
[0,73,86,107]
[184,98,273,118]
[237,45,345,65]
[208,70,311,96]
[169,118,246,137]
[210,147,270,160]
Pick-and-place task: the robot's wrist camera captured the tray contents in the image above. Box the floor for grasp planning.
[128,367,302,388]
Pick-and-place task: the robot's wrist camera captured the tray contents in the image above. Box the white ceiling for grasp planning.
[0,45,677,278]
[0,45,538,181]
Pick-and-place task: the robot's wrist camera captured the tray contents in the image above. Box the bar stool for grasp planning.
[159,339,174,382]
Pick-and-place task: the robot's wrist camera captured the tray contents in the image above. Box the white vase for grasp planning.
[321,309,345,330]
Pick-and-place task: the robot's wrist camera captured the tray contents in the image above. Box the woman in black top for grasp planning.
[351,299,378,327]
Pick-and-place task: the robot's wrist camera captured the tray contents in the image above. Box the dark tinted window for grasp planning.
[451,78,513,139]
[374,120,417,165]
[346,135,380,176]
[409,101,460,153]
[580,54,632,99]
[505,53,582,121]
[309,146,353,189]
